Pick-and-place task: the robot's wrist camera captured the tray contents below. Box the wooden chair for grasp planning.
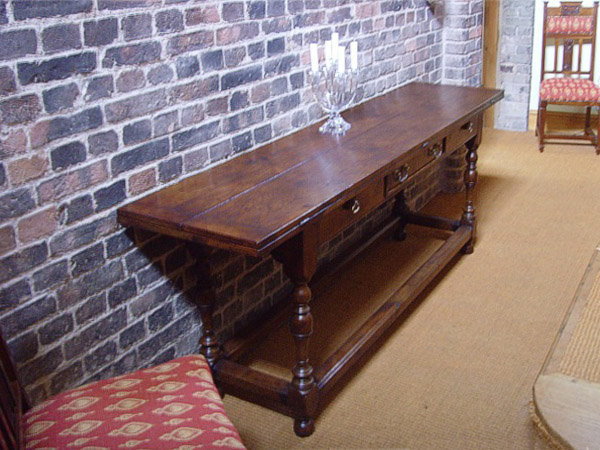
[0,331,246,450]
[537,1,600,154]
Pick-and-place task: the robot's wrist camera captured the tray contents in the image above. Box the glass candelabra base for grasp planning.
[319,112,351,135]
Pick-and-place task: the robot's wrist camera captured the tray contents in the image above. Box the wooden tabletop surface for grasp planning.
[117,83,503,255]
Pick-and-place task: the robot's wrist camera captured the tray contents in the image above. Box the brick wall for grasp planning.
[442,0,484,86]
[0,0,479,404]
[494,0,534,131]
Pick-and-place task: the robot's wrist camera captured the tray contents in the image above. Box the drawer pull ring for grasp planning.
[429,144,444,159]
[350,199,361,215]
[394,165,409,183]
[463,121,474,133]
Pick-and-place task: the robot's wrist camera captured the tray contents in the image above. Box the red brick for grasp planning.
[181,104,205,127]
[183,148,209,173]
[0,129,27,158]
[185,5,219,26]
[251,83,270,103]
[30,120,50,149]
[8,154,48,186]
[128,168,156,195]
[0,225,16,256]
[116,68,145,93]
[18,207,58,244]
[38,161,108,204]
[356,3,379,18]
[216,23,259,45]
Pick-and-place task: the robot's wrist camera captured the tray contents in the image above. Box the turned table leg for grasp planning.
[191,245,222,366]
[461,140,479,254]
[273,225,319,437]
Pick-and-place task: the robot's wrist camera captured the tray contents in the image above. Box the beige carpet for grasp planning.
[223,129,600,450]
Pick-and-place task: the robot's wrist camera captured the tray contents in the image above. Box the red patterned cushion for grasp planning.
[23,355,246,450]
[540,78,600,102]
[546,15,594,35]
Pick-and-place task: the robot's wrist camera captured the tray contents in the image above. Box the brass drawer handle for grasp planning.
[428,143,444,159]
[463,121,474,133]
[350,199,361,215]
[394,165,409,183]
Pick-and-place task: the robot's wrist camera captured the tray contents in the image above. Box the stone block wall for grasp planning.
[495,0,534,131]
[442,0,484,86]
[0,0,480,404]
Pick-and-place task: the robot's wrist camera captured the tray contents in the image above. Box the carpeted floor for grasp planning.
[223,128,600,450]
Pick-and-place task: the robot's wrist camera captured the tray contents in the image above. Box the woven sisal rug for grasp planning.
[532,243,600,449]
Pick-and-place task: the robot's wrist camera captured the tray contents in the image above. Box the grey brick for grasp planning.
[94,180,126,212]
[84,18,118,47]
[65,307,127,359]
[158,157,182,182]
[32,260,69,292]
[176,56,200,79]
[172,120,220,152]
[123,119,152,145]
[84,340,117,372]
[18,53,96,85]
[71,243,104,277]
[85,75,114,102]
[75,293,106,325]
[105,89,166,123]
[51,141,86,171]
[43,83,79,114]
[156,9,184,33]
[0,29,36,61]
[201,50,224,72]
[0,279,31,313]
[13,0,92,20]
[221,65,262,90]
[0,243,48,284]
[111,138,170,175]
[39,313,74,345]
[108,278,137,308]
[232,131,253,153]
[0,295,56,338]
[20,346,62,386]
[0,67,16,97]
[122,13,153,41]
[42,24,81,54]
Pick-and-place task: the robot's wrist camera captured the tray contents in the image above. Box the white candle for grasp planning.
[337,45,345,73]
[324,40,332,66]
[310,43,318,72]
[331,32,339,60]
[350,41,358,70]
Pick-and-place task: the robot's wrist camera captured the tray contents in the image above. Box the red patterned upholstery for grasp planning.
[546,15,594,35]
[23,355,246,450]
[540,78,600,102]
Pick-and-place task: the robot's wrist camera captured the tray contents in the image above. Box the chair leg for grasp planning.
[597,107,600,155]
[538,101,547,152]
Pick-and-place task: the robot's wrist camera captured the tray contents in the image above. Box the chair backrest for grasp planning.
[0,332,27,450]
[541,1,599,81]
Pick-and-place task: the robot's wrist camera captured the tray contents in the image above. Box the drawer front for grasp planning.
[384,141,441,197]
[319,178,384,243]
[446,115,482,152]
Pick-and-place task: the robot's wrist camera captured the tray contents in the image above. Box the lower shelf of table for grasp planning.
[212,220,472,418]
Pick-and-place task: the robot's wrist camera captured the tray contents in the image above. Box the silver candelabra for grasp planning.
[310,64,358,136]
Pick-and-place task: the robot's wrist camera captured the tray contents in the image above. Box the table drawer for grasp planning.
[446,115,481,151]
[384,141,441,197]
[319,179,384,243]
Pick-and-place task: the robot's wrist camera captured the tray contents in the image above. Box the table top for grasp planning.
[118,83,503,256]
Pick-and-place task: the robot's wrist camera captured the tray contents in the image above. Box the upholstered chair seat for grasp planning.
[21,355,245,450]
[540,78,600,102]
